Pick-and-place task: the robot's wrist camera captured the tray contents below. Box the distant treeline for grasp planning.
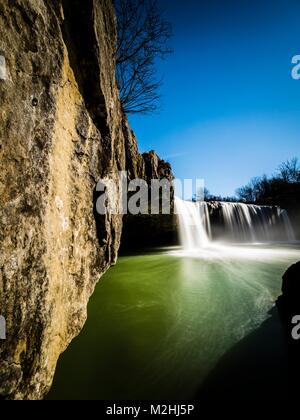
[235,157,300,205]
[202,158,300,205]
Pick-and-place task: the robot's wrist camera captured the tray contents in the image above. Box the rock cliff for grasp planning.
[121,151,177,251]
[0,0,142,400]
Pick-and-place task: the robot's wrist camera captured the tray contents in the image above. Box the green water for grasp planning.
[48,244,299,400]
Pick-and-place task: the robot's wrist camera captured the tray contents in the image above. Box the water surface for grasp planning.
[48,243,299,400]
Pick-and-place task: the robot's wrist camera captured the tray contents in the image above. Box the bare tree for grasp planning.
[236,158,300,204]
[114,0,172,114]
[278,158,300,183]
[236,179,258,203]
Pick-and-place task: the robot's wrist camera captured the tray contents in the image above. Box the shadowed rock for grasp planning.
[277,261,300,319]
[197,262,300,401]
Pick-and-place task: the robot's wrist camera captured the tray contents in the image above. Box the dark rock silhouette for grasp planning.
[277,261,300,319]
[197,262,300,401]
[277,261,300,398]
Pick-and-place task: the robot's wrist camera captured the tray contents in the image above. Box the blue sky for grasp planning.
[129,0,300,197]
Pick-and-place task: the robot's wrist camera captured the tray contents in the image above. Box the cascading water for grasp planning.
[175,198,211,250]
[175,197,295,251]
[218,202,295,243]
[281,209,295,241]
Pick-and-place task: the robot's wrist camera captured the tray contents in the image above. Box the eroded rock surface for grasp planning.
[121,150,177,251]
[0,0,141,400]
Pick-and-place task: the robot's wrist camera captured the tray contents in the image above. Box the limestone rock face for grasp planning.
[123,119,145,180]
[121,151,176,251]
[0,0,138,400]
[142,151,173,183]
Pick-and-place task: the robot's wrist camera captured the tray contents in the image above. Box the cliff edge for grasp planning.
[0,0,142,399]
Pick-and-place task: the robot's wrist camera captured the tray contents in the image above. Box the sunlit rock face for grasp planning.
[0,0,141,400]
[142,151,174,184]
[0,55,7,80]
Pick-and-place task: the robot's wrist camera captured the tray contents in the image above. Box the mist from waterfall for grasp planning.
[175,197,295,252]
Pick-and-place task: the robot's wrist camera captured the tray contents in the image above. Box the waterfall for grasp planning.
[175,197,295,251]
[281,209,295,242]
[219,202,287,242]
[175,198,211,250]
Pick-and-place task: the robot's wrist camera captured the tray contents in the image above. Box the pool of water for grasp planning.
[48,243,299,400]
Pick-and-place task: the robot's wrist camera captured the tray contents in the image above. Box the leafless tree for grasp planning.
[114,0,172,114]
[278,158,300,183]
